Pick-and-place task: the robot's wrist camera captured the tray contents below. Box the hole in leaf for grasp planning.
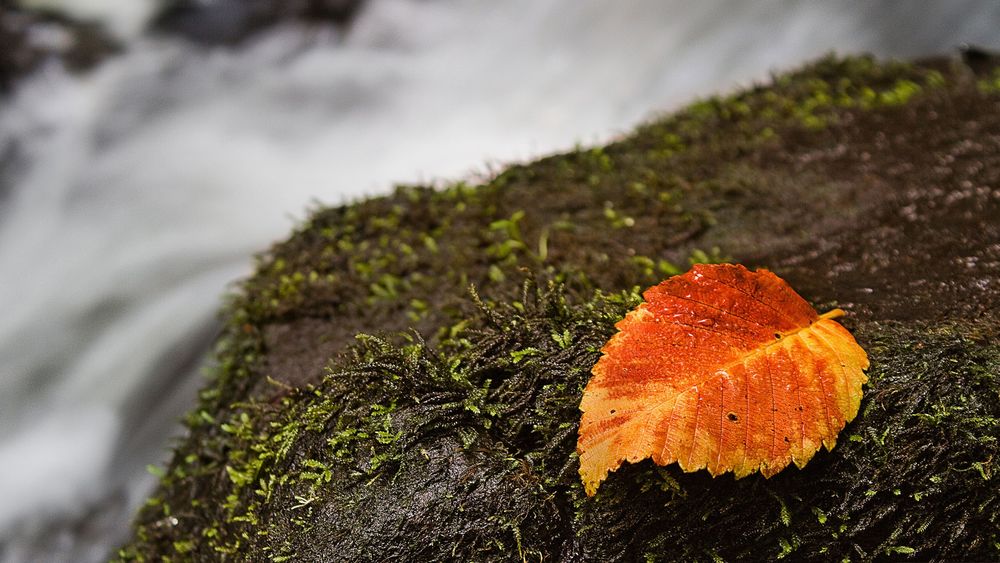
[727,412,739,422]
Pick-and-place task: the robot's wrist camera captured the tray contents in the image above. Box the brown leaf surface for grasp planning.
[578,263,869,496]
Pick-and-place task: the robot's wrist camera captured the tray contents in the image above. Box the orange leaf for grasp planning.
[577,263,868,496]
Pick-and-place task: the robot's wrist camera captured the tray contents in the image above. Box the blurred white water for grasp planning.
[1,0,998,559]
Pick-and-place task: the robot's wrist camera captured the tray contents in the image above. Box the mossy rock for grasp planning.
[119,55,1000,561]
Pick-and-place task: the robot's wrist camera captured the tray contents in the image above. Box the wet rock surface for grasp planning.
[152,0,364,45]
[121,55,1000,561]
[0,6,118,92]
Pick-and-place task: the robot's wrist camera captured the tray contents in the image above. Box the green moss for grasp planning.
[632,55,947,154]
[978,68,1000,94]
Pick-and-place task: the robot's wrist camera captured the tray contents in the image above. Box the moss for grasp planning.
[120,54,1000,560]
[631,55,947,154]
[978,67,1000,94]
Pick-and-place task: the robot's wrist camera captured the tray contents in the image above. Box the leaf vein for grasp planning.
[700,271,802,326]
[660,292,772,330]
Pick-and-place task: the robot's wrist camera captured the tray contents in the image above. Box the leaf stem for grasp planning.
[820,308,846,320]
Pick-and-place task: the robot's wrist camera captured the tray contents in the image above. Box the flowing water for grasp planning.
[1,0,998,560]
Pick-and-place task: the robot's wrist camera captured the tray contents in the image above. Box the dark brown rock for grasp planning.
[120,55,1000,562]
[152,0,364,46]
[0,6,118,92]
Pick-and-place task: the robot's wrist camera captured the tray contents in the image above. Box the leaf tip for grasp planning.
[579,462,606,497]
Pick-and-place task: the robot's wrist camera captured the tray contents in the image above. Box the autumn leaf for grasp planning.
[577,263,868,496]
